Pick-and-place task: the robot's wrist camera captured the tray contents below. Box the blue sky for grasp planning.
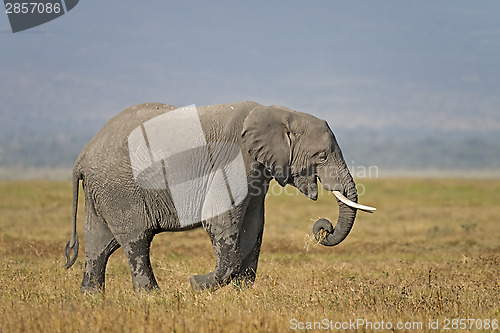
[1,1,500,133]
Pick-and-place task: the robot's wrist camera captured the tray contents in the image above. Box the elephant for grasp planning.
[63,101,375,293]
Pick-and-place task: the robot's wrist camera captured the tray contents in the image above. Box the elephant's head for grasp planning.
[241,104,375,247]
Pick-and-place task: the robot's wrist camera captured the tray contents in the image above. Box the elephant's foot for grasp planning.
[190,272,255,291]
[81,285,104,295]
[132,278,160,292]
[81,272,105,294]
[190,272,226,291]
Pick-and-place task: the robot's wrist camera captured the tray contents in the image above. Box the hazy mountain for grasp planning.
[1,118,498,179]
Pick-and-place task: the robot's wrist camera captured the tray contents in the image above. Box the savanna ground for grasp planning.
[0,178,499,332]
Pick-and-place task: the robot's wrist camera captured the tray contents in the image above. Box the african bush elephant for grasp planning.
[64,101,375,293]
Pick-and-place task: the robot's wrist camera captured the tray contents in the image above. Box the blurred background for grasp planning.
[1,0,499,179]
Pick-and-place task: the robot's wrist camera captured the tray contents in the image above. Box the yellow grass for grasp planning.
[0,179,499,332]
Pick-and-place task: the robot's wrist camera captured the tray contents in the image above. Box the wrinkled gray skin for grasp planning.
[64,101,358,293]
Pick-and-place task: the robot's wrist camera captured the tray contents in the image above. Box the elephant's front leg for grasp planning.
[234,195,265,287]
[190,212,243,291]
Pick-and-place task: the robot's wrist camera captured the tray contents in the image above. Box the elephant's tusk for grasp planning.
[332,190,376,213]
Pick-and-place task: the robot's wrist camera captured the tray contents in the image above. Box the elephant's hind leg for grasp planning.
[121,233,159,292]
[81,203,120,294]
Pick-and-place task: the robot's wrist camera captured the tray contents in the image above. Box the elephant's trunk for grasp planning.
[313,169,358,246]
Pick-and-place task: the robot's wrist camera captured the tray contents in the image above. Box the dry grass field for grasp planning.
[0,178,499,332]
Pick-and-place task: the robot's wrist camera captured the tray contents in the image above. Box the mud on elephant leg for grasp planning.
[234,233,263,288]
[190,215,243,291]
[122,234,159,291]
[233,199,265,288]
[81,205,120,294]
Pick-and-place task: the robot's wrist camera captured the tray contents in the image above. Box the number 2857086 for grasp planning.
[5,2,62,14]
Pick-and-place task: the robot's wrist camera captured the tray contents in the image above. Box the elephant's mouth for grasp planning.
[331,190,376,213]
[291,174,319,200]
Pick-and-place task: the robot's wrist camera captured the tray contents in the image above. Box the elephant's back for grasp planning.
[105,103,177,132]
[91,102,177,147]
[78,103,177,166]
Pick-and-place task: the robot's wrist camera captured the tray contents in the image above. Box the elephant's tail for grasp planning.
[64,170,81,269]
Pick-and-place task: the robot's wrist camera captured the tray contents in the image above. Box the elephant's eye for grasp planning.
[316,152,328,162]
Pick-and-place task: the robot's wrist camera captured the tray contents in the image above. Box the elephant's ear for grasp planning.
[241,105,294,187]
